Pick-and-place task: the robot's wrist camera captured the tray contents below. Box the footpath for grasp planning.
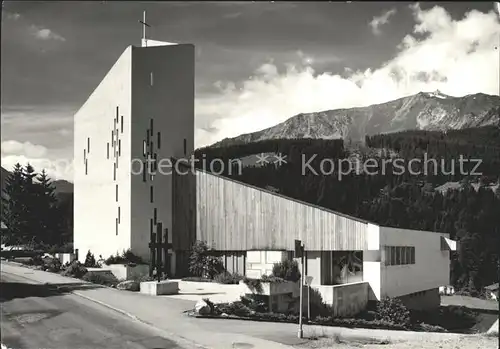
[1,262,467,349]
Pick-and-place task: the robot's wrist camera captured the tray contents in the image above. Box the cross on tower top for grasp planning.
[139,10,151,45]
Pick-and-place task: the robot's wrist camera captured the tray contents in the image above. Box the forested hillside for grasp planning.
[195,125,500,294]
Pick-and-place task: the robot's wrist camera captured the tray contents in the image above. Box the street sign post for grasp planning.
[305,276,314,321]
[295,239,305,338]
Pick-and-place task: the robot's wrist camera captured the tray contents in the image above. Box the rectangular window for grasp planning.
[142,162,147,182]
[150,72,154,86]
[84,149,86,161]
[116,184,118,202]
[116,218,118,235]
[183,138,187,155]
[118,207,121,224]
[401,247,407,265]
[107,143,110,159]
[396,247,401,265]
[121,115,124,133]
[410,247,415,264]
[150,185,154,203]
[157,132,161,149]
[143,140,147,157]
[85,159,88,175]
[150,141,153,153]
[111,130,114,144]
[150,119,153,134]
[118,140,121,156]
[146,130,150,145]
[390,246,396,266]
[116,106,119,119]
[150,218,154,234]
[113,163,116,181]
[87,137,90,153]
[154,208,157,224]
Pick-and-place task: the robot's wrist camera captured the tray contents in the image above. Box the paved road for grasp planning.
[0,271,185,349]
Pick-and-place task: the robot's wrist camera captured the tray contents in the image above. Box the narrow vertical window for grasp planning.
[116,184,118,202]
[183,138,187,155]
[107,143,110,159]
[118,140,121,156]
[111,130,114,143]
[113,163,116,181]
[150,185,154,203]
[150,72,154,86]
[118,207,121,224]
[84,149,86,160]
[150,218,154,234]
[143,140,147,157]
[116,106,119,119]
[116,218,118,235]
[142,162,147,182]
[157,132,161,149]
[154,153,158,172]
[154,208,157,224]
[85,159,88,175]
[150,119,153,134]
[87,137,90,153]
[121,115,124,133]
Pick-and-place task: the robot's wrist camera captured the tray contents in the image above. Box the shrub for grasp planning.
[43,257,62,272]
[376,297,411,328]
[271,260,301,282]
[240,294,268,313]
[82,271,119,287]
[242,277,263,294]
[214,271,243,284]
[84,250,98,268]
[104,249,144,265]
[61,260,88,278]
[188,241,224,279]
[216,301,252,317]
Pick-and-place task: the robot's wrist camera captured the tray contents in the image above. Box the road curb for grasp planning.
[71,291,140,321]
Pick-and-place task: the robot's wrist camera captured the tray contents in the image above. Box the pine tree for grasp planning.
[1,164,27,245]
[22,164,40,247]
[35,170,60,247]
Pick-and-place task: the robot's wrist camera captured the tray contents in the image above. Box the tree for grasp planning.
[22,164,40,246]
[188,241,223,278]
[1,164,27,245]
[35,170,60,247]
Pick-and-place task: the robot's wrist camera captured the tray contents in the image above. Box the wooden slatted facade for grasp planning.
[172,164,370,252]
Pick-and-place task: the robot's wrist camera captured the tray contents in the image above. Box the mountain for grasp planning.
[1,166,73,196]
[212,91,500,147]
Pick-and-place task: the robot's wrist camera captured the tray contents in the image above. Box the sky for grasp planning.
[1,1,499,181]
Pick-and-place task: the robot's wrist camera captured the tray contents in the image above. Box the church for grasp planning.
[74,25,456,310]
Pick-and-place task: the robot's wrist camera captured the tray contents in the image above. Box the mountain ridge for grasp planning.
[212,91,500,148]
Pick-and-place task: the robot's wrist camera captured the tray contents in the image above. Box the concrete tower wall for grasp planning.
[74,44,195,265]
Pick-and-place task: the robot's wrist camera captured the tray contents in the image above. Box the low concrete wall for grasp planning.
[399,288,441,310]
[312,281,369,317]
[103,264,150,280]
[55,253,76,265]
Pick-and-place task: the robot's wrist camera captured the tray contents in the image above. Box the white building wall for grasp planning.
[379,227,450,299]
[130,44,194,264]
[362,223,381,300]
[74,47,133,261]
[74,43,194,268]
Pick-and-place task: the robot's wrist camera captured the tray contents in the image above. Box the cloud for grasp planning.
[30,26,66,42]
[195,4,500,148]
[369,8,397,35]
[1,141,72,180]
[1,140,48,158]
